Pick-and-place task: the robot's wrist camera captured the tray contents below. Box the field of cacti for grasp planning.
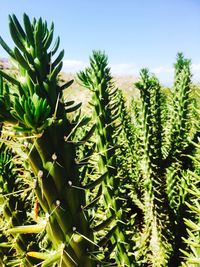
[0,14,200,267]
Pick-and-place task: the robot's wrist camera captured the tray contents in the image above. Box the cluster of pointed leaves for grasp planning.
[0,13,75,133]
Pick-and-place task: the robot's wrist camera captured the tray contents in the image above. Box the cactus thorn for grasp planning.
[52,153,57,161]
[56,199,61,206]
[38,170,44,178]
[68,180,72,186]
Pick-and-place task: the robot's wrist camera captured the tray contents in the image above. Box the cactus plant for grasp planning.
[78,51,135,266]
[130,54,197,266]
[0,14,100,266]
[134,69,173,265]
[0,13,200,267]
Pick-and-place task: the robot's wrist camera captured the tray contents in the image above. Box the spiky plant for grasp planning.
[134,69,173,266]
[166,53,196,266]
[0,139,43,266]
[78,51,134,266]
[180,125,200,266]
[0,13,199,266]
[0,14,102,266]
[116,90,143,255]
[167,53,192,161]
[181,176,200,267]
[130,54,196,266]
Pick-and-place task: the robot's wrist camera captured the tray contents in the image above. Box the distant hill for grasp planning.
[60,72,139,110]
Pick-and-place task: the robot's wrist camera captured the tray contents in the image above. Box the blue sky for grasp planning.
[0,0,200,85]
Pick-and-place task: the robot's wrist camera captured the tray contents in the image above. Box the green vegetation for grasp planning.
[0,14,200,267]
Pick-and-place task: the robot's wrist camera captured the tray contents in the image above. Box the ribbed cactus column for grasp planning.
[135,69,173,266]
[78,51,132,266]
[166,53,195,266]
[168,53,192,160]
[132,55,196,266]
[0,14,95,266]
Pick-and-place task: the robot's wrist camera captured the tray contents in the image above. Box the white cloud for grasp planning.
[62,59,87,73]
[151,66,173,74]
[150,63,200,76]
[191,64,200,83]
[110,63,137,75]
[150,63,200,85]
[191,63,200,72]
